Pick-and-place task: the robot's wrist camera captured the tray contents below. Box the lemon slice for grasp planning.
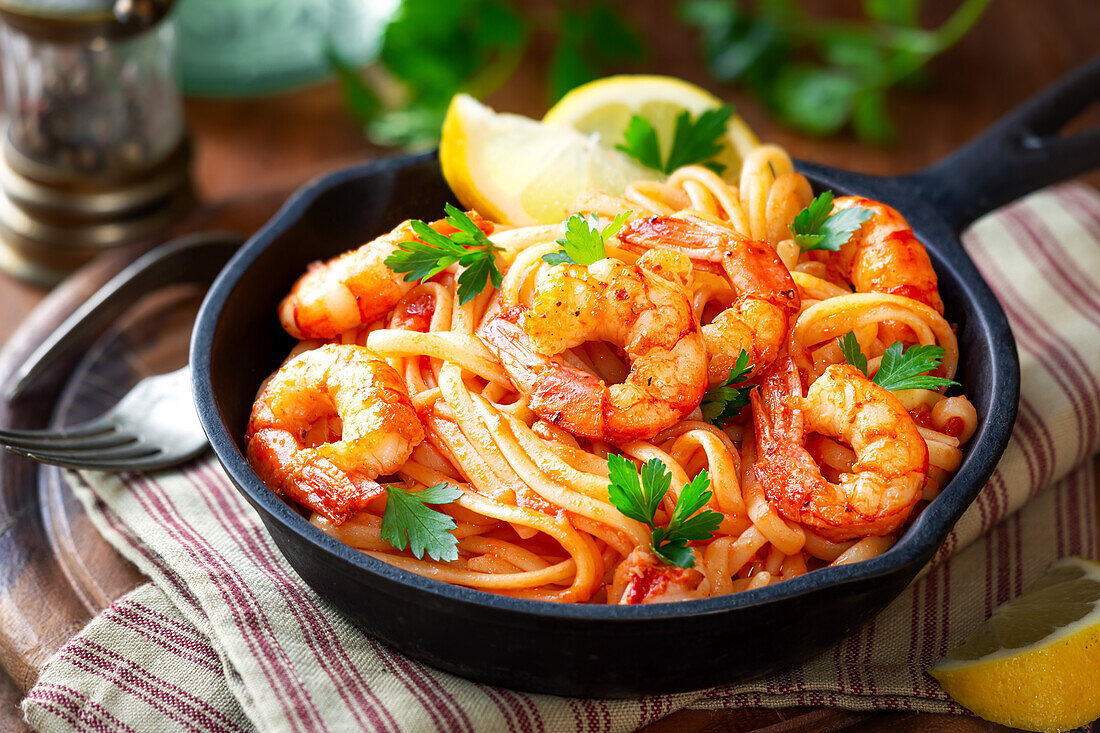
[439,93,660,226]
[929,556,1100,732]
[543,74,759,180]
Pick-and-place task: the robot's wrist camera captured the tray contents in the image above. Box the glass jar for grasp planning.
[0,0,190,285]
[1,21,183,178]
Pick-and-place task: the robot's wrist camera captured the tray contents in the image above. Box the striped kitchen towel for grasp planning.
[22,183,1100,732]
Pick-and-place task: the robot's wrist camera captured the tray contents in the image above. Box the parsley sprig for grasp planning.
[380,482,464,562]
[839,331,960,391]
[607,455,723,568]
[542,211,631,266]
[700,349,756,426]
[679,0,991,144]
[617,105,735,175]
[385,204,503,305]
[838,331,869,376]
[329,1,646,149]
[791,191,874,252]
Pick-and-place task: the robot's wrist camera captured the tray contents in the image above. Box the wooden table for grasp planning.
[0,1,1098,729]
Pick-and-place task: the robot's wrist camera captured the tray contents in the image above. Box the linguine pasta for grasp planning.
[251,144,976,605]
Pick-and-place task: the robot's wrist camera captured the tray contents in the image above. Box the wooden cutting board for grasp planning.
[0,193,1037,732]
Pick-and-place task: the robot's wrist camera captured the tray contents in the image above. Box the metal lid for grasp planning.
[0,0,173,41]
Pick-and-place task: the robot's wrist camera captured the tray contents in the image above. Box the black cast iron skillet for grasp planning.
[192,60,1100,697]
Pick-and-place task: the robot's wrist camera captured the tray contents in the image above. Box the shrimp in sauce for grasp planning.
[611,547,706,604]
[279,212,493,340]
[479,250,708,442]
[618,215,800,385]
[751,358,928,541]
[813,197,944,314]
[246,344,424,524]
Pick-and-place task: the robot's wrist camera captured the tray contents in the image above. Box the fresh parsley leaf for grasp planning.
[837,331,869,377]
[380,482,463,561]
[670,471,715,522]
[549,2,647,103]
[607,455,668,525]
[606,456,721,569]
[771,65,860,137]
[386,204,502,305]
[700,349,755,425]
[649,536,696,569]
[863,0,922,27]
[666,106,734,173]
[327,0,527,148]
[540,251,574,266]
[651,470,723,568]
[840,336,959,391]
[790,190,834,250]
[679,0,991,144]
[542,211,630,265]
[619,115,662,171]
[325,44,381,126]
[791,191,874,251]
[851,89,897,146]
[617,105,735,175]
[872,342,960,392]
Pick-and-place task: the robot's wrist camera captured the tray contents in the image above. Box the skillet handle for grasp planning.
[900,57,1100,235]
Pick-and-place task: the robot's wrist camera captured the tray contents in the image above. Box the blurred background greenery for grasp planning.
[175,0,993,148]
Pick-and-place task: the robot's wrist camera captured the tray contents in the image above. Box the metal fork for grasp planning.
[1,231,242,471]
[0,367,207,470]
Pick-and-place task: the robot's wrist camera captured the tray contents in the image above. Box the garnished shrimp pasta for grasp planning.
[245,144,976,605]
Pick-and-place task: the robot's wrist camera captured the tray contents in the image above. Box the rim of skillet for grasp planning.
[191,150,1020,622]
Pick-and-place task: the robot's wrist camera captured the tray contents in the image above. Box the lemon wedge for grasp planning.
[439,93,659,226]
[543,74,759,180]
[929,556,1100,732]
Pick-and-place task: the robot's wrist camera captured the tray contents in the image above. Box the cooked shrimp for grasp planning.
[479,250,708,441]
[751,358,928,541]
[611,547,706,604]
[815,197,944,314]
[246,344,425,524]
[279,212,494,340]
[617,215,800,385]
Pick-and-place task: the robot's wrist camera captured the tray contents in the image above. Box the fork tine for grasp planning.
[0,418,114,443]
[8,443,161,467]
[0,431,133,452]
[11,449,170,472]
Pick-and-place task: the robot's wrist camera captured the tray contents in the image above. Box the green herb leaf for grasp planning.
[386,204,502,305]
[851,89,896,145]
[770,65,860,136]
[549,2,647,103]
[333,0,527,148]
[617,116,663,171]
[542,211,631,266]
[791,191,874,252]
[700,349,756,425]
[606,456,721,569]
[872,342,960,392]
[791,190,834,250]
[862,0,921,26]
[380,482,463,561]
[541,251,575,266]
[325,45,381,126]
[666,106,734,172]
[667,472,717,532]
[607,455,668,525]
[837,331,869,377]
[617,105,735,175]
[679,0,992,143]
[649,537,696,568]
[651,470,722,568]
